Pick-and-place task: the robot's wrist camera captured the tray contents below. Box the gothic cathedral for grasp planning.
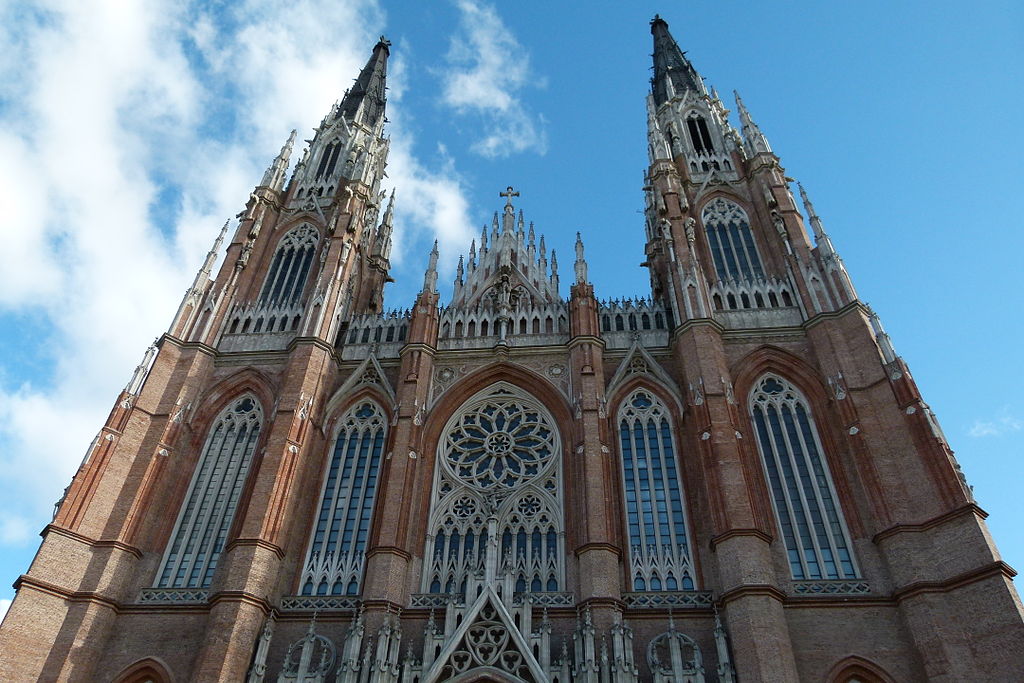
[2,16,1022,683]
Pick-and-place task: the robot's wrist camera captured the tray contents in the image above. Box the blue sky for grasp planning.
[0,0,1021,619]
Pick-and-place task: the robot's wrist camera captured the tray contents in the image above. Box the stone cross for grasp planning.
[499,185,520,210]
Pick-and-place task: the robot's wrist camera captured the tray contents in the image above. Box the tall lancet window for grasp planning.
[618,389,695,591]
[157,395,262,588]
[422,383,565,597]
[257,224,319,308]
[300,401,386,596]
[686,113,715,154]
[749,375,858,580]
[701,198,764,282]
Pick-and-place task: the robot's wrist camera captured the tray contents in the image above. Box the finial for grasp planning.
[422,240,439,294]
[574,232,588,285]
[456,255,464,284]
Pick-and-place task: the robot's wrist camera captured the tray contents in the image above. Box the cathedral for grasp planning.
[2,15,1023,683]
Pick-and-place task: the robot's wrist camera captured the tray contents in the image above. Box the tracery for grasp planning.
[422,383,564,598]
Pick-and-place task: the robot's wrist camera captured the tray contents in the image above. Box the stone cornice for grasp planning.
[159,334,218,357]
[224,537,285,559]
[42,524,144,558]
[566,335,605,351]
[208,590,275,612]
[718,583,787,604]
[709,527,773,549]
[14,574,121,612]
[366,545,413,561]
[891,561,1016,602]
[802,300,867,331]
[872,504,988,544]
[573,542,622,558]
[670,317,724,342]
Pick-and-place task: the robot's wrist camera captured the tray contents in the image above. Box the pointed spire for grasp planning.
[650,15,705,105]
[866,305,897,363]
[480,224,488,252]
[375,188,395,259]
[195,219,230,289]
[798,182,825,238]
[422,240,439,294]
[125,341,158,395]
[455,255,464,285]
[574,232,589,284]
[261,129,296,190]
[337,36,390,128]
[734,90,772,154]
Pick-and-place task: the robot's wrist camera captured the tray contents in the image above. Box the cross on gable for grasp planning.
[499,185,520,209]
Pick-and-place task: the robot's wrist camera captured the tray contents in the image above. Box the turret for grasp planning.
[734,91,772,156]
[260,129,296,192]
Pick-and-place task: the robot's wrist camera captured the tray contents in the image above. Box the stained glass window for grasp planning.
[618,389,694,591]
[157,395,262,588]
[701,198,764,282]
[300,401,386,596]
[750,374,857,580]
[257,224,318,308]
[423,384,564,597]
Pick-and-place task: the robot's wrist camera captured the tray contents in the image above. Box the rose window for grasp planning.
[445,397,555,490]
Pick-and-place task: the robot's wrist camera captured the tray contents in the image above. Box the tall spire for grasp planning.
[337,36,390,128]
[734,91,772,154]
[650,15,705,106]
[261,129,296,190]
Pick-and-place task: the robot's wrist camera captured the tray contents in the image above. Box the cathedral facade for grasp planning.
[1,16,1022,682]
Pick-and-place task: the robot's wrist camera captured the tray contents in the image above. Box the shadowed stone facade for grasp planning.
[2,17,1022,683]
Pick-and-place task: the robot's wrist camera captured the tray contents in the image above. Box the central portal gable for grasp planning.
[423,585,545,683]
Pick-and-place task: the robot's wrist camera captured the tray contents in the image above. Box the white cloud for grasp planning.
[0,516,31,545]
[440,0,547,158]
[0,599,11,623]
[0,0,475,566]
[968,410,1023,438]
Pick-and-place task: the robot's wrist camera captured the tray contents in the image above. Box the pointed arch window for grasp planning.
[701,198,764,282]
[300,401,387,596]
[257,224,318,308]
[749,375,858,580]
[314,140,343,181]
[686,113,715,154]
[157,395,262,588]
[618,389,695,591]
[422,384,565,597]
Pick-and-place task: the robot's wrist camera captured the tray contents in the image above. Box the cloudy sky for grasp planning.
[0,0,1021,619]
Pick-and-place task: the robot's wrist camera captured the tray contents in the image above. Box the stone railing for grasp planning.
[137,588,209,604]
[598,297,673,348]
[709,276,803,329]
[437,300,570,350]
[683,150,739,179]
[622,591,714,609]
[219,300,305,352]
[336,310,410,360]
